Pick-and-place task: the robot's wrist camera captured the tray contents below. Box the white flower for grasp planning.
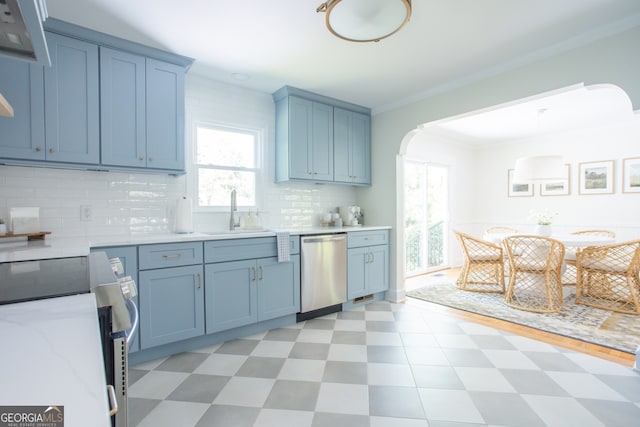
[528,209,557,225]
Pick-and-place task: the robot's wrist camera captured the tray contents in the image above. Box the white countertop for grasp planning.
[0,294,111,427]
[0,226,391,262]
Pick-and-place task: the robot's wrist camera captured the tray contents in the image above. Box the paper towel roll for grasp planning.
[175,196,193,233]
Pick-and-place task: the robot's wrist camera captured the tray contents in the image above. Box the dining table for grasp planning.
[483,232,615,248]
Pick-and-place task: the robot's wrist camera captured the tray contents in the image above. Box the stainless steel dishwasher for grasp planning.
[298,233,347,320]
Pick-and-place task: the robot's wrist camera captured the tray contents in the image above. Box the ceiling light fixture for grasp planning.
[316,0,412,43]
[513,155,565,183]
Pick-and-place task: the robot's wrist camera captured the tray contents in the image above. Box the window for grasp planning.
[195,124,261,209]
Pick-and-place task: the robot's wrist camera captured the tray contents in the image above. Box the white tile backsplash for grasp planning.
[0,165,185,238]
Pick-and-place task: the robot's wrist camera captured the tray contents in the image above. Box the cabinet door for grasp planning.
[311,102,334,181]
[367,245,389,294]
[0,57,45,160]
[333,108,370,185]
[350,112,371,185]
[93,246,140,353]
[139,265,204,349]
[333,107,351,183]
[205,260,257,334]
[257,256,300,321]
[44,32,99,164]
[288,96,313,179]
[100,47,146,168]
[347,247,368,300]
[146,58,185,171]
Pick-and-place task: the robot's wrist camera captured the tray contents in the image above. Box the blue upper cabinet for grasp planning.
[273,86,371,186]
[278,96,333,182]
[0,18,192,174]
[145,59,185,171]
[100,47,146,168]
[100,51,185,172]
[44,32,100,165]
[0,57,45,160]
[334,107,371,185]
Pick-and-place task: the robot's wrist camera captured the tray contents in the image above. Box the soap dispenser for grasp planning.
[245,209,255,228]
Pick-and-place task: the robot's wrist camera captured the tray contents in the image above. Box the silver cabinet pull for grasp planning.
[35,146,41,152]
[139,156,144,161]
[49,147,55,153]
[197,272,202,289]
[259,266,263,281]
[162,253,181,259]
[149,157,153,161]
[252,266,256,281]
[107,385,118,416]
[370,252,374,263]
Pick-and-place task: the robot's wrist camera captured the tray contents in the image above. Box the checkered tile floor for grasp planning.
[128,299,640,426]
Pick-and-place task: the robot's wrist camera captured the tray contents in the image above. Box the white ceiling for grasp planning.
[46,0,640,112]
[428,84,637,144]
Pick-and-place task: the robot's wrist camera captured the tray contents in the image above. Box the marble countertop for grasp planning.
[0,294,111,427]
[0,226,391,262]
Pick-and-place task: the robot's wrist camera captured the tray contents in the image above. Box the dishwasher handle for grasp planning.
[302,235,346,244]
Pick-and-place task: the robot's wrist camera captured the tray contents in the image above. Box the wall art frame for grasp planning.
[508,169,533,197]
[579,160,614,195]
[540,163,570,196]
[623,157,640,193]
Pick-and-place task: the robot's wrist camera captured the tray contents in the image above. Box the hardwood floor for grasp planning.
[405,269,636,367]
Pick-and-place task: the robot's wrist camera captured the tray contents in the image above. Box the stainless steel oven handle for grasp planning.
[125,298,139,346]
[106,384,118,416]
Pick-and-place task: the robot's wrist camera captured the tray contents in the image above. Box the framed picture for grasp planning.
[623,157,640,193]
[508,169,533,197]
[579,160,614,195]
[540,164,570,196]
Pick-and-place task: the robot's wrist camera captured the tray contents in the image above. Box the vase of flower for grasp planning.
[534,224,552,237]
[529,209,557,237]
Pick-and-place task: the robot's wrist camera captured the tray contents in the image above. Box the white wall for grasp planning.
[407,113,640,270]
[472,114,640,240]
[0,74,359,239]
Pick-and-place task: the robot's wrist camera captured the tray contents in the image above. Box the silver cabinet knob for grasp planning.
[35,146,41,152]
[49,148,55,153]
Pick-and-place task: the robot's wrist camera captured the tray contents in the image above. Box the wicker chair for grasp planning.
[485,226,519,235]
[575,240,640,315]
[562,230,616,286]
[504,235,565,313]
[454,231,505,293]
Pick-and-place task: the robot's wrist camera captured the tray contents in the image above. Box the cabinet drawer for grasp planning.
[205,236,299,263]
[347,229,389,248]
[139,242,203,269]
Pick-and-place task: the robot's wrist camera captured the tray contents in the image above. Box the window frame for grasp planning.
[190,121,264,212]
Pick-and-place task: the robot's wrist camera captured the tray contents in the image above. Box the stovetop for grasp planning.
[0,256,91,305]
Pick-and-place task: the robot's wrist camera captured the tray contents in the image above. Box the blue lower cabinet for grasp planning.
[205,255,300,334]
[205,260,257,334]
[257,257,300,321]
[139,264,205,349]
[347,244,389,300]
[347,247,368,300]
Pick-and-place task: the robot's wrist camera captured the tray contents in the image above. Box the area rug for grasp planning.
[407,280,640,354]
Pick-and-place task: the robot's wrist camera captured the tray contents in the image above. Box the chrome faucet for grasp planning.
[230,189,238,230]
